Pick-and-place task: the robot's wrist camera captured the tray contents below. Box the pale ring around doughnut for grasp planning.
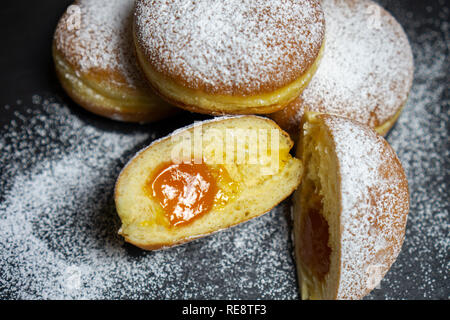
[133,0,325,115]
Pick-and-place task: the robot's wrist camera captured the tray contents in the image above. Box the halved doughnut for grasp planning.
[270,0,414,139]
[293,113,409,299]
[115,116,303,250]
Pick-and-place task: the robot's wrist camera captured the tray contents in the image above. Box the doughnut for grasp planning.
[133,0,325,115]
[53,0,177,122]
[115,116,302,250]
[270,0,414,138]
[293,112,409,299]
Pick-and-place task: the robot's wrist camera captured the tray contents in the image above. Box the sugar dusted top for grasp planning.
[54,0,147,90]
[134,0,325,95]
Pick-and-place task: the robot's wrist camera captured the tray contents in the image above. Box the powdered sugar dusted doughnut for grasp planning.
[53,0,176,122]
[293,112,409,299]
[115,116,302,250]
[270,0,414,138]
[134,0,325,115]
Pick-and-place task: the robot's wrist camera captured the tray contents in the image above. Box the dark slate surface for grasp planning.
[0,0,448,299]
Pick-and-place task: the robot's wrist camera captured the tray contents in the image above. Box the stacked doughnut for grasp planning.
[53,0,413,300]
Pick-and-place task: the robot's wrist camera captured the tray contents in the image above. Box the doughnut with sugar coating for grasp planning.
[53,0,177,122]
[133,0,325,115]
[270,0,414,139]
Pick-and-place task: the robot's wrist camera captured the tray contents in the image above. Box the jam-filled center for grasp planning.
[150,162,217,227]
[299,205,331,280]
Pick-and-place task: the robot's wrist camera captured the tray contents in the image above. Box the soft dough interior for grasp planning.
[115,116,303,249]
[293,113,340,300]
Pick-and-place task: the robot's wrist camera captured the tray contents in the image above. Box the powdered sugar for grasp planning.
[321,115,409,299]
[134,0,324,95]
[276,0,414,130]
[370,0,449,298]
[54,0,145,89]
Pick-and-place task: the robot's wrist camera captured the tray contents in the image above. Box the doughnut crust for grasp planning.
[133,0,325,115]
[270,0,414,138]
[53,0,176,122]
[293,113,409,300]
[115,116,302,250]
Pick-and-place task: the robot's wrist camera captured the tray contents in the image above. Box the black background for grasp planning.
[0,0,448,300]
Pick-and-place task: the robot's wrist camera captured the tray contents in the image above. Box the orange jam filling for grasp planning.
[299,207,331,280]
[149,162,218,227]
